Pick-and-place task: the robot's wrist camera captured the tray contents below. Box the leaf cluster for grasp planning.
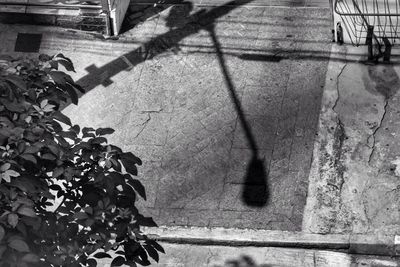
[0,54,163,266]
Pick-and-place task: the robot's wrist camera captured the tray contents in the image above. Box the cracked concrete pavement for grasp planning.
[1,0,399,250]
[0,3,333,231]
[303,45,400,236]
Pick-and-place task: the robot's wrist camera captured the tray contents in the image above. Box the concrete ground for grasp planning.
[1,0,400,265]
[304,45,400,236]
[98,241,400,267]
[0,1,333,231]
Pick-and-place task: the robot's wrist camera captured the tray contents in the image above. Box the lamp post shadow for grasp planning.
[208,25,268,207]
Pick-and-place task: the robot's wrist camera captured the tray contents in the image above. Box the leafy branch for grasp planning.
[0,54,163,267]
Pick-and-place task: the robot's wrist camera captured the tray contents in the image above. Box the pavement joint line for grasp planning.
[130,3,330,9]
[194,5,330,9]
[143,226,400,257]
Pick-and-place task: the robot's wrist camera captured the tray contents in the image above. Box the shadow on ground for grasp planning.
[39,0,332,230]
[214,255,272,267]
[75,0,270,207]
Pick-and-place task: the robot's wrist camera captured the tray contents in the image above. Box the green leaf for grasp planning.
[24,145,41,154]
[55,54,75,72]
[93,252,112,259]
[71,125,80,134]
[71,82,85,93]
[55,136,70,147]
[83,206,93,214]
[5,76,27,90]
[95,128,115,136]
[6,170,20,178]
[49,184,62,191]
[86,258,97,267]
[40,99,48,109]
[120,153,142,176]
[63,83,79,105]
[146,240,165,254]
[49,71,73,85]
[0,225,4,241]
[121,152,142,165]
[0,163,10,172]
[59,130,77,140]
[110,158,122,172]
[136,215,157,227]
[8,239,29,252]
[17,142,26,153]
[53,111,72,126]
[8,213,18,228]
[111,256,125,266]
[127,179,146,200]
[42,153,56,161]
[21,253,40,263]
[1,99,25,112]
[53,167,64,178]
[47,144,59,156]
[91,137,107,144]
[73,212,89,220]
[144,244,159,262]
[20,154,37,164]
[17,206,37,218]
[82,127,95,137]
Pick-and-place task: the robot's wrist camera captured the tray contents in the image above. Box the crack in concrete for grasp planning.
[134,113,151,139]
[367,98,388,164]
[361,183,372,232]
[219,114,240,202]
[114,109,135,128]
[333,118,346,193]
[333,63,347,113]
[311,61,349,234]
[331,63,347,194]
[313,251,317,267]
[140,109,163,113]
[205,248,216,265]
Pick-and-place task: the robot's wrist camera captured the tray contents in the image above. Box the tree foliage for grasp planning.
[0,54,163,266]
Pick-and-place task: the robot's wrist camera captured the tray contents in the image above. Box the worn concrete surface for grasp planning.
[4,0,400,242]
[303,45,400,236]
[0,2,333,232]
[97,242,400,266]
[2,0,400,265]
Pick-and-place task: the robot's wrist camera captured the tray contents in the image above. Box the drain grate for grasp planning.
[14,33,43,53]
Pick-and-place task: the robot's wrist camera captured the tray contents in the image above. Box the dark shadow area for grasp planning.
[76,1,256,91]
[241,156,268,206]
[52,0,332,224]
[120,0,189,34]
[239,53,284,62]
[165,1,193,29]
[14,33,42,53]
[214,255,272,267]
[208,25,268,207]
[73,0,269,207]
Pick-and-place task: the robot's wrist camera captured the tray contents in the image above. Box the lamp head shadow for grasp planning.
[241,155,268,207]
